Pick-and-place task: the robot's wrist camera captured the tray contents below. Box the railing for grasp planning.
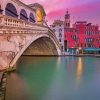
[0,14,48,31]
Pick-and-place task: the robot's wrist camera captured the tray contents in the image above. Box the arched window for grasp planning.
[59,33,62,37]
[37,8,43,24]
[0,5,3,14]
[5,3,18,18]
[20,9,28,21]
[29,13,35,23]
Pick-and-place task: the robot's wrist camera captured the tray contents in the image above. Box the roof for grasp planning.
[53,20,64,25]
[75,21,87,24]
[13,0,35,11]
[28,3,46,16]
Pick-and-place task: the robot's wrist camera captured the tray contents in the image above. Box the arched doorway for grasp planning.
[20,9,28,21]
[64,40,67,51]
[29,13,35,23]
[5,3,18,18]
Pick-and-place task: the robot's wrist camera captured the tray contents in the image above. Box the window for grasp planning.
[59,29,62,32]
[20,9,28,21]
[59,33,62,37]
[61,46,63,51]
[53,29,56,32]
[65,34,66,38]
[52,25,55,27]
[0,5,3,14]
[85,38,93,42]
[81,44,82,47]
[29,13,35,23]
[5,3,18,18]
[84,44,87,48]
[71,35,77,40]
[59,38,61,42]
[88,44,93,48]
[84,31,86,34]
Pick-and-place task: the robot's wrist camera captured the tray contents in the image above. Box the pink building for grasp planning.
[64,11,100,54]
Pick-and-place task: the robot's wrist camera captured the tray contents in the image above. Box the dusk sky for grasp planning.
[21,0,100,26]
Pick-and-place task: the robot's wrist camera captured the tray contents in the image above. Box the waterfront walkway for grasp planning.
[65,54,100,57]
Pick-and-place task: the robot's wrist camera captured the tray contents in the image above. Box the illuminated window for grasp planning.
[37,8,43,23]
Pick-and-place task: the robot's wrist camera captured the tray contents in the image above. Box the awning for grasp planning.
[84,48,100,51]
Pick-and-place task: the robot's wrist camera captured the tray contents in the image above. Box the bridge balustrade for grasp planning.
[0,15,33,28]
[0,14,46,29]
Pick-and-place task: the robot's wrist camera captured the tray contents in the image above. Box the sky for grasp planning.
[21,0,100,26]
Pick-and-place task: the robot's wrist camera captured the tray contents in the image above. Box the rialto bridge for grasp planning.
[0,0,61,70]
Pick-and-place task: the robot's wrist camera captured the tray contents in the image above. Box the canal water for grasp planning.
[6,56,100,100]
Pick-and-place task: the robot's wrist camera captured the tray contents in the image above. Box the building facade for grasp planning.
[65,21,100,54]
[64,10,100,54]
[50,20,65,54]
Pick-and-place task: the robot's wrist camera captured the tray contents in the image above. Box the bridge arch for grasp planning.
[5,3,18,18]
[20,9,28,21]
[10,34,60,67]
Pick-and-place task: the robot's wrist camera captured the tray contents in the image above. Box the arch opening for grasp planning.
[20,9,28,21]
[9,35,60,67]
[29,13,35,23]
[37,8,43,24]
[0,5,3,14]
[22,37,58,56]
[5,3,18,18]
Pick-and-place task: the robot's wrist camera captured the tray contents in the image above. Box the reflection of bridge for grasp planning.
[0,0,61,69]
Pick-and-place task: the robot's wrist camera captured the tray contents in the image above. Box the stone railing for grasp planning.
[0,14,48,31]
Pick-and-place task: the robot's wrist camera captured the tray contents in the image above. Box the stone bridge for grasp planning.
[0,15,61,69]
[0,0,61,70]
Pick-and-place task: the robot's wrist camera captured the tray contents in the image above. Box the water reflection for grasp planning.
[6,56,100,100]
[56,57,61,71]
[76,57,83,82]
[6,72,29,100]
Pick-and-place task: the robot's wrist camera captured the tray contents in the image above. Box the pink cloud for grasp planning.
[70,2,100,14]
[21,0,100,26]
